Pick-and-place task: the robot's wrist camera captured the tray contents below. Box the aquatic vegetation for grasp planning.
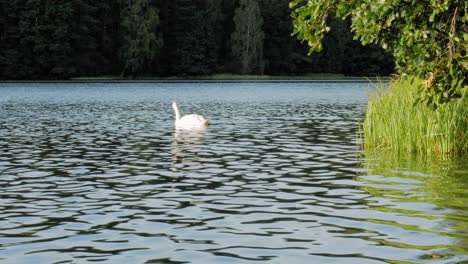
[363,77,467,158]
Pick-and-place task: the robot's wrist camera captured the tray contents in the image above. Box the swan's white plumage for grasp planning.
[172,102,208,129]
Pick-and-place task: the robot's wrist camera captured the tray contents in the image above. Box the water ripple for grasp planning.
[0,82,467,263]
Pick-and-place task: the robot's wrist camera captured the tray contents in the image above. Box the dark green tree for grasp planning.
[0,0,34,79]
[0,0,396,79]
[45,1,75,78]
[121,0,162,76]
[259,0,296,74]
[2,0,76,79]
[231,0,264,74]
[343,41,395,76]
[98,1,124,75]
[203,0,224,73]
[70,0,103,76]
[165,0,223,76]
[312,18,394,75]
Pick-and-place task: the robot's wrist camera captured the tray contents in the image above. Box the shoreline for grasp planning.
[0,74,393,83]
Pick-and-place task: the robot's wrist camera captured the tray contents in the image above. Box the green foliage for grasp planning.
[169,1,223,76]
[231,0,264,74]
[71,0,103,76]
[0,0,76,79]
[121,0,162,76]
[0,0,395,79]
[258,0,299,74]
[0,0,118,79]
[291,0,467,106]
[363,77,467,158]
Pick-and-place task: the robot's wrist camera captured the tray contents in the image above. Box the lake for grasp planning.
[0,81,467,263]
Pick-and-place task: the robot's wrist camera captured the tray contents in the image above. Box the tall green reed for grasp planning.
[363,77,467,158]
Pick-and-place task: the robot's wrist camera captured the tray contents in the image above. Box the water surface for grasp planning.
[0,82,467,263]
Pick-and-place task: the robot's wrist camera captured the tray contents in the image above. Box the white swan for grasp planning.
[172,102,208,129]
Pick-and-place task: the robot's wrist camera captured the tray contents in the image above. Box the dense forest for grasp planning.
[0,0,395,79]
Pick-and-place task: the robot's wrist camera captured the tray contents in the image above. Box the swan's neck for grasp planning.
[172,103,181,121]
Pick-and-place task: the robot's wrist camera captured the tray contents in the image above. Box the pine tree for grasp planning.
[170,1,205,75]
[45,1,75,78]
[71,0,103,76]
[259,0,298,75]
[231,0,264,74]
[0,0,75,79]
[158,0,223,76]
[95,0,123,75]
[121,0,162,76]
[199,0,223,74]
[0,0,33,79]
[0,0,395,79]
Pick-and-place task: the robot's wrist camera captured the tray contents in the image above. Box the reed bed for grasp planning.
[363,77,467,158]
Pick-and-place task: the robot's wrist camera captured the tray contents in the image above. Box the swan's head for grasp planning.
[172,102,177,109]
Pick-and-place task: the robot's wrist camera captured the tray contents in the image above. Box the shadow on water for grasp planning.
[359,151,468,262]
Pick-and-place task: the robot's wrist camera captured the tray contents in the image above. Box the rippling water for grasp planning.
[0,82,467,263]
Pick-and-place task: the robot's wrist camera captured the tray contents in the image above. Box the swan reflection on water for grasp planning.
[170,127,207,169]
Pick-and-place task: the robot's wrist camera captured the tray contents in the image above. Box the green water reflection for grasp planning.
[359,151,468,261]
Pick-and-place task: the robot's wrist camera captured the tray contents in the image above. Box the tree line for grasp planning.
[0,0,395,79]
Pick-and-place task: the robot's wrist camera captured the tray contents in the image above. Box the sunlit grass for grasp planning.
[362,77,467,158]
